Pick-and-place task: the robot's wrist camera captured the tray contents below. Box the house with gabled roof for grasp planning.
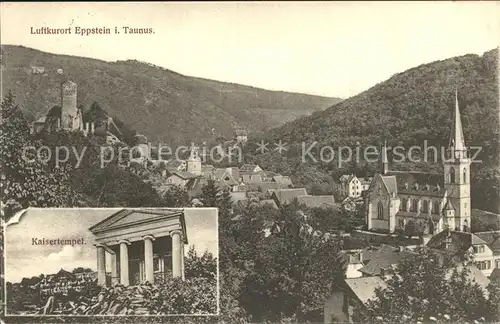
[240,164,263,173]
[271,188,309,206]
[426,229,500,277]
[296,195,338,209]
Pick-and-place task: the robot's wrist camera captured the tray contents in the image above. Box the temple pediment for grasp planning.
[89,209,187,245]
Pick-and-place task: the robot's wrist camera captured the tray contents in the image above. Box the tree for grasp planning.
[0,91,84,221]
[486,279,500,322]
[196,180,219,207]
[354,250,491,323]
[184,246,217,280]
[240,203,345,322]
[160,185,190,207]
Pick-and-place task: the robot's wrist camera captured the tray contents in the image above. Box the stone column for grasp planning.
[143,235,155,284]
[96,245,106,286]
[171,230,182,278]
[110,252,118,286]
[181,241,185,281]
[119,240,130,286]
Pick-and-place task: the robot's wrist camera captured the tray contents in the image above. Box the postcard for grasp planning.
[1,2,499,323]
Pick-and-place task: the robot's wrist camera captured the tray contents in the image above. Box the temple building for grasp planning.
[88,209,188,287]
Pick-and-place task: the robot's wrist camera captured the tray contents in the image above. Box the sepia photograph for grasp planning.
[4,208,218,316]
[0,1,499,323]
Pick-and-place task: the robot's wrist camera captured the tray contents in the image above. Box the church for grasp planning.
[365,91,471,235]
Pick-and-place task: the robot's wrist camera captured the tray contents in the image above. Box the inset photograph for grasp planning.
[4,208,218,316]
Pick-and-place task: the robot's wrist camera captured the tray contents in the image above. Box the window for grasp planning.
[422,200,429,213]
[377,202,384,220]
[449,167,455,184]
[463,168,467,183]
[432,201,440,214]
[399,198,407,211]
[411,199,418,212]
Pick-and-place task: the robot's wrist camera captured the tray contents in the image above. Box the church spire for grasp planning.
[448,89,467,154]
[381,139,389,175]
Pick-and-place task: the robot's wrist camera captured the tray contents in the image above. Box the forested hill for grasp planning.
[245,48,499,213]
[266,48,499,163]
[0,45,341,144]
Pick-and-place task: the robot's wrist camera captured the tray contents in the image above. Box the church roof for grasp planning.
[380,175,398,196]
[386,170,445,197]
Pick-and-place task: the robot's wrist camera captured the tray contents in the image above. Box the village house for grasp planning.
[341,244,417,279]
[234,129,248,144]
[269,188,337,210]
[340,174,363,198]
[324,249,490,323]
[426,229,500,277]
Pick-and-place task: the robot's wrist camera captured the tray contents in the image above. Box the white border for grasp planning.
[3,207,220,317]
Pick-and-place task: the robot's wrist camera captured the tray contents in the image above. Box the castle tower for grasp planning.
[186,145,202,176]
[443,90,471,232]
[60,80,80,130]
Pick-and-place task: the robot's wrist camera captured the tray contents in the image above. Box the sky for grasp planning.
[1,2,499,98]
[5,208,218,283]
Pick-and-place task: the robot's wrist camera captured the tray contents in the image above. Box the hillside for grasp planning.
[266,48,499,160]
[245,48,499,213]
[0,45,341,144]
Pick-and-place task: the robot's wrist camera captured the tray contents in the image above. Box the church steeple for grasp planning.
[381,139,389,175]
[447,89,467,160]
[442,89,471,232]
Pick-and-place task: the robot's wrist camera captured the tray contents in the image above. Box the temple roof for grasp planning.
[88,209,187,244]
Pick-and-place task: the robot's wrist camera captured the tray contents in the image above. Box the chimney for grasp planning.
[90,122,95,134]
[398,246,404,252]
